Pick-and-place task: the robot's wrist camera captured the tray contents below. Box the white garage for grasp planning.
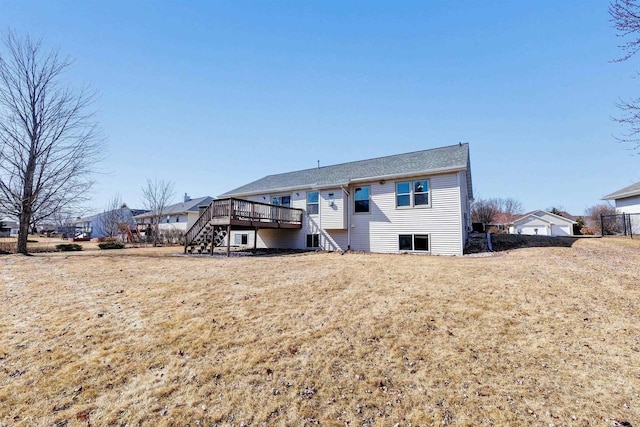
[510,210,575,236]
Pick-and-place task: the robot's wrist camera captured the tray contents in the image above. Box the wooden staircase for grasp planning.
[186,223,228,254]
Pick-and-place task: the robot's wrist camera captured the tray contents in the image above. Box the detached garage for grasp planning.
[510,210,575,236]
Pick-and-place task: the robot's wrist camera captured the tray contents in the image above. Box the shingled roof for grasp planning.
[134,196,213,219]
[221,143,472,197]
[603,181,640,201]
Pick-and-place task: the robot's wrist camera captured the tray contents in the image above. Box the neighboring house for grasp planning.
[73,206,148,239]
[487,213,515,233]
[0,220,18,237]
[603,181,640,214]
[216,143,473,256]
[510,210,575,236]
[134,194,214,234]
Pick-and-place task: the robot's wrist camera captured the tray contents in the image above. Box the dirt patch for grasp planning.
[490,233,580,251]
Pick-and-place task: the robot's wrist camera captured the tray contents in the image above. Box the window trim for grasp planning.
[354,185,371,214]
[395,179,431,209]
[398,233,430,253]
[306,233,320,248]
[306,191,319,215]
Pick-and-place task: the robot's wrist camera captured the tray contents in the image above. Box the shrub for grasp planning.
[98,241,125,250]
[56,243,83,252]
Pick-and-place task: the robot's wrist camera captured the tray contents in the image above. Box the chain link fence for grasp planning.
[601,213,640,238]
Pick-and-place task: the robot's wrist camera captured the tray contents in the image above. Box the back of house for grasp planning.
[218,143,473,256]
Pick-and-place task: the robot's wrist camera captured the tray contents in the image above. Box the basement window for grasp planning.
[234,233,248,245]
[399,234,430,252]
[306,234,319,248]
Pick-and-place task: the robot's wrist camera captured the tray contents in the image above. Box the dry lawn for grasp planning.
[1,238,639,426]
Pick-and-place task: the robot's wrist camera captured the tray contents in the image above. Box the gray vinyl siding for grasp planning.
[616,195,640,214]
[349,173,463,255]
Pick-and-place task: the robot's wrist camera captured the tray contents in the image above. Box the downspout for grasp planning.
[341,185,351,250]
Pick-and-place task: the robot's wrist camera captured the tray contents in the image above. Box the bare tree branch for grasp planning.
[0,30,103,253]
[141,179,175,247]
[610,0,640,151]
[93,195,131,240]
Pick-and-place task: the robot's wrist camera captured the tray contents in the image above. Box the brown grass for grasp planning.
[1,238,639,426]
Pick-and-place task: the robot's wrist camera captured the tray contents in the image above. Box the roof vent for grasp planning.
[184,193,191,203]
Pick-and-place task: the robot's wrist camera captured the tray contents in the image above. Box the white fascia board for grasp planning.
[347,166,466,184]
[221,183,344,199]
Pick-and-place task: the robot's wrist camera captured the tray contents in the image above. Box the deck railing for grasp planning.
[184,198,304,250]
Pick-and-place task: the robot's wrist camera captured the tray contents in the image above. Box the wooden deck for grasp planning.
[184,198,303,255]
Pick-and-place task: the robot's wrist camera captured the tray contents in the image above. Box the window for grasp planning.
[354,186,370,213]
[398,234,429,252]
[176,215,180,223]
[307,191,319,215]
[414,180,429,206]
[306,234,319,248]
[271,195,291,207]
[396,182,411,207]
[395,179,430,208]
[234,233,248,245]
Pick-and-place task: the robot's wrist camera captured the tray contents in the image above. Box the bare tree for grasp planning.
[471,198,500,231]
[0,31,101,254]
[499,198,523,223]
[94,195,130,240]
[610,0,640,152]
[585,202,617,235]
[141,179,175,246]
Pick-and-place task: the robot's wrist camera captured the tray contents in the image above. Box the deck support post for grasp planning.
[226,225,231,257]
[253,227,258,254]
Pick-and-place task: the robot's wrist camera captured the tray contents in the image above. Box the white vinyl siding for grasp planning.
[350,173,463,255]
[320,189,346,229]
[234,172,465,255]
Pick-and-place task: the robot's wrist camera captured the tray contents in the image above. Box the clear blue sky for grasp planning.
[2,1,638,216]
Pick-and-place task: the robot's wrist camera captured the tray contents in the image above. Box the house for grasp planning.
[205,143,473,256]
[73,206,148,239]
[603,181,640,235]
[603,181,640,214]
[0,220,18,237]
[133,194,214,236]
[509,210,576,236]
[487,213,515,233]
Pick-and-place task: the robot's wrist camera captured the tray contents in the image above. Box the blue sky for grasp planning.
[2,1,639,215]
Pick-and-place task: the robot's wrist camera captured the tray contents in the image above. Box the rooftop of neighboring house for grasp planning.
[73,206,148,224]
[133,195,214,219]
[603,181,640,201]
[490,213,515,225]
[220,143,472,198]
[512,210,576,224]
[0,220,18,229]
